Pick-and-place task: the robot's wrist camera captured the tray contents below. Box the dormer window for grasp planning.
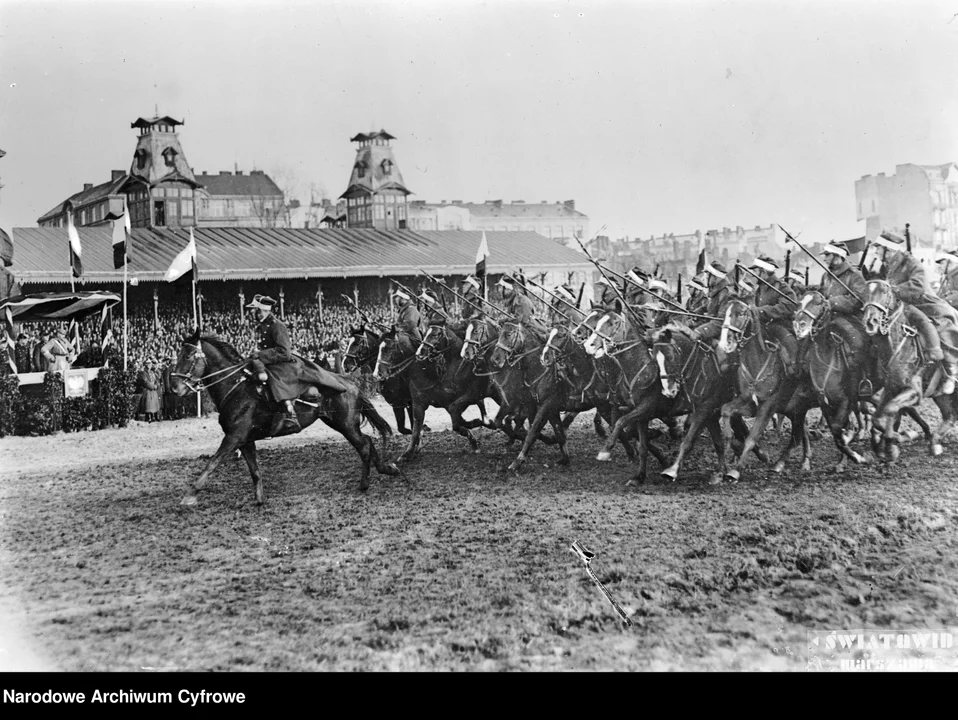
[354,161,367,179]
[135,148,149,170]
[162,147,178,168]
[381,159,393,175]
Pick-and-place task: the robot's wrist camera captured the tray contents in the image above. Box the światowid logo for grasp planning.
[806,629,957,672]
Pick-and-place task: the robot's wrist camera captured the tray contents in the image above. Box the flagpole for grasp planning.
[193,275,200,418]
[123,257,128,371]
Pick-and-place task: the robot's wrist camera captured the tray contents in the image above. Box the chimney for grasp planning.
[512,200,525,204]
[235,170,244,176]
[83,183,93,191]
[564,199,575,210]
[440,200,446,205]
[111,170,125,182]
[220,171,232,175]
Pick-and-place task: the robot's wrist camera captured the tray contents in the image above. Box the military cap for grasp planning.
[705,261,727,279]
[822,241,849,258]
[875,231,905,251]
[245,294,276,310]
[750,255,779,273]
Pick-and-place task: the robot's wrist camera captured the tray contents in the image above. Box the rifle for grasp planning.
[784,249,792,280]
[418,270,513,323]
[676,273,683,305]
[734,263,799,306]
[340,294,389,332]
[570,541,632,627]
[777,224,863,302]
[905,223,912,254]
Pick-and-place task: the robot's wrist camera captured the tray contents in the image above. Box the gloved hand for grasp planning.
[929,347,945,362]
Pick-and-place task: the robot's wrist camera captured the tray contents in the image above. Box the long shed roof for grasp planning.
[9,228,590,284]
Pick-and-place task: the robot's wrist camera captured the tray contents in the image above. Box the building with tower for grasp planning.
[340,130,411,230]
[37,115,284,230]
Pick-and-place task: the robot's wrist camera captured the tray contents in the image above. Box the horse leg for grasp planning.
[661,407,710,481]
[703,413,728,485]
[393,405,412,435]
[723,396,773,483]
[551,413,570,466]
[878,388,921,462]
[448,397,480,454]
[509,396,560,473]
[626,421,650,486]
[772,409,809,474]
[239,441,264,505]
[730,414,770,464]
[597,404,646,462]
[827,397,867,470]
[182,432,246,506]
[399,401,427,462]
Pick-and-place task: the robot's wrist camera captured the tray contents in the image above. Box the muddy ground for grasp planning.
[1,400,957,672]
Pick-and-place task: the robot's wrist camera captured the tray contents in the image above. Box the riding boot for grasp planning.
[271,400,302,436]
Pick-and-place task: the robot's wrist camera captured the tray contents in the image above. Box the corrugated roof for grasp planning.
[416,201,587,220]
[9,228,590,285]
[194,171,283,197]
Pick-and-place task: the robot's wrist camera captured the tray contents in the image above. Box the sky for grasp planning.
[1,0,957,246]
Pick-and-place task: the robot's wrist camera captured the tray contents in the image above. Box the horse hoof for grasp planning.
[557,456,570,467]
[660,467,678,482]
[801,461,811,472]
[772,461,786,474]
[708,473,724,486]
[755,450,770,464]
[181,495,197,507]
[596,451,612,462]
[399,428,412,435]
[507,462,520,473]
[931,443,943,457]
[888,444,900,461]
[724,469,740,483]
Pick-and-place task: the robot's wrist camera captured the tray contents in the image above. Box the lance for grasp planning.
[805,266,810,286]
[734,263,799,306]
[515,277,572,323]
[418,270,514,323]
[573,235,657,330]
[340,294,390,332]
[777,224,863,302]
[637,304,725,323]
[575,281,585,310]
[524,276,582,315]
[389,278,452,322]
[599,263,713,318]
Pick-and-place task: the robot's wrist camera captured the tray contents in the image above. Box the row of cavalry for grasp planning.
[168,231,958,507]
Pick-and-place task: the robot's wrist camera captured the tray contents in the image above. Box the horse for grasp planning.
[170,331,403,507]
[373,324,493,461]
[792,290,932,469]
[862,279,958,460]
[343,324,416,435]
[717,299,816,482]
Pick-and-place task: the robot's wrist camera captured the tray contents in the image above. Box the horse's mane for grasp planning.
[200,334,244,363]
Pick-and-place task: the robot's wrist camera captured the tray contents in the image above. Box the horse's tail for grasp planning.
[359,393,393,449]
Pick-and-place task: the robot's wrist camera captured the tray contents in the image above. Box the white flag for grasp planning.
[164,228,197,282]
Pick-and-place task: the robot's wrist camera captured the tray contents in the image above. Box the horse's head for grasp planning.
[171,330,208,396]
[571,309,601,345]
[584,312,626,359]
[541,324,573,366]
[372,328,409,381]
[863,280,898,336]
[792,291,829,340]
[343,325,379,372]
[417,322,454,360]
[461,318,494,361]
[652,329,681,398]
[490,321,524,370]
[719,299,752,354]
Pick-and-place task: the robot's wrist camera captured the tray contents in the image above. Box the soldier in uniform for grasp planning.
[786,269,808,298]
[498,274,547,339]
[872,231,958,394]
[624,267,649,307]
[687,261,734,344]
[685,274,709,315]
[247,294,347,435]
[393,289,423,343]
[594,276,623,313]
[550,284,579,324]
[749,254,800,376]
[936,248,958,311]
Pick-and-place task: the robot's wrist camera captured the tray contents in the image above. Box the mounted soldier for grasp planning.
[685,273,709,315]
[550,284,578,324]
[687,261,733,345]
[499,274,547,339]
[749,254,800,376]
[786,269,808,297]
[936,248,958,311]
[459,275,485,326]
[594,275,623,313]
[623,267,649,307]
[246,294,347,435]
[392,288,423,343]
[871,231,958,394]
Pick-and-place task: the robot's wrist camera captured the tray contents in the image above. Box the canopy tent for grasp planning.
[0,290,120,324]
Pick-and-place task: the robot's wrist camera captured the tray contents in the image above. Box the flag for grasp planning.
[3,306,16,374]
[695,234,707,276]
[112,204,131,269]
[100,304,114,354]
[67,211,83,278]
[164,228,198,283]
[67,318,80,358]
[476,231,490,279]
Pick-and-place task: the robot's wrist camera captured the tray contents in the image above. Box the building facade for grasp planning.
[37,116,284,230]
[407,199,589,247]
[340,130,411,230]
[855,163,958,264]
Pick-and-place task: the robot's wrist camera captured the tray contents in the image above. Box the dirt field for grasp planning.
[2,400,957,672]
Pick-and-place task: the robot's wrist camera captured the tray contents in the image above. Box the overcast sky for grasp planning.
[1,0,956,245]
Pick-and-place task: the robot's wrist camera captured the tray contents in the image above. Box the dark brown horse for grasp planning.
[862,280,957,460]
[717,299,816,482]
[343,324,416,434]
[171,331,403,506]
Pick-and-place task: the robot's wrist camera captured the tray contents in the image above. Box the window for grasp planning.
[135,149,149,170]
[375,204,384,220]
[871,200,876,213]
[162,147,178,168]
[152,187,163,198]
[382,159,393,175]
[354,162,366,179]
[182,200,194,217]
[154,201,166,226]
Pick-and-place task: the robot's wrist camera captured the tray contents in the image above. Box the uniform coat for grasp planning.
[253,313,347,402]
[395,302,422,342]
[820,261,868,316]
[938,265,958,310]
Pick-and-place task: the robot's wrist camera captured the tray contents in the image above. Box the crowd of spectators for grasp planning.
[6,282,397,423]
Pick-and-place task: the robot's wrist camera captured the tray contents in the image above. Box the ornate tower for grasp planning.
[124,116,203,229]
[339,130,411,230]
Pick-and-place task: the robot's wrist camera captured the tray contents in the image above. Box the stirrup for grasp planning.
[858,379,873,398]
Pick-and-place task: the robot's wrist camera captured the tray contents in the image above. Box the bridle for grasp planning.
[171,341,247,395]
[793,292,830,340]
[863,283,899,336]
